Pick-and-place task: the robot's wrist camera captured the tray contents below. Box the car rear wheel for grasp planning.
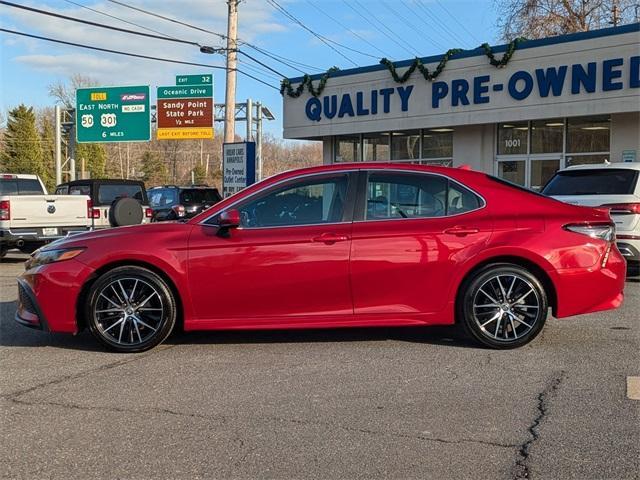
[85,266,176,353]
[458,263,548,349]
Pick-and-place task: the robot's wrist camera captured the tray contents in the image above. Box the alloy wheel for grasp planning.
[472,273,541,342]
[93,277,164,346]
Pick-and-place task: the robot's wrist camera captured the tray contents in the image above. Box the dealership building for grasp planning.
[282,23,640,190]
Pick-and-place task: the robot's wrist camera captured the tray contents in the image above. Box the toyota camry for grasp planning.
[16,163,626,352]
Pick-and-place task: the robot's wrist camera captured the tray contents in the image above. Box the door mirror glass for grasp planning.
[219,209,241,228]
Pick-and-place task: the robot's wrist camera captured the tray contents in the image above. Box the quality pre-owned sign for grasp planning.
[283,28,640,139]
[223,142,256,197]
[76,86,150,143]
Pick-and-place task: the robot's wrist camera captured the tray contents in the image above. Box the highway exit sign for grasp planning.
[76,86,150,143]
[176,74,212,86]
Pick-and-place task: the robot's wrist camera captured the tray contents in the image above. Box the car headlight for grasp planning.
[26,247,85,269]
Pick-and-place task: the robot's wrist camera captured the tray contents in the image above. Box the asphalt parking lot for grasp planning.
[1,252,638,480]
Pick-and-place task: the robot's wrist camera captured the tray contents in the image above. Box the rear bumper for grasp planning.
[1,227,91,247]
[552,245,627,318]
[16,259,95,333]
[616,238,640,263]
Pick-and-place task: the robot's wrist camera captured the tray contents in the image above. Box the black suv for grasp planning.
[148,185,222,221]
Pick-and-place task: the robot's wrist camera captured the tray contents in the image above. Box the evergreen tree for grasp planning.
[192,164,207,185]
[140,151,169,187]
[76,143,106,179]
[1,105,46,179]
[39,111,56,191]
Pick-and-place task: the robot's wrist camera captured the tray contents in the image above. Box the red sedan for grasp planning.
[16,163,626,352]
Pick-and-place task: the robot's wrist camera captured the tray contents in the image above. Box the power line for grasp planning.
[411,0,470,47]
[1,1,202,48]
[104,0,317,74]
[343,0,419,55]
[305,0,390,58]
[0,28,279,90]
[380,0,447,51]
[265,0,359,66]
[434,0,481,44]
[61,0,186,43]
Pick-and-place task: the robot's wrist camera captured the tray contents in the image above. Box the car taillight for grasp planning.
[145,207,153,218]
[0,200,10,220]
[601,202,640,214]
[172,205,186,217]
[564,223,616,242]
[87,199,100,219]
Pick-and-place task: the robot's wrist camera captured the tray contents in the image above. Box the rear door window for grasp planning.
[542,169,638,195]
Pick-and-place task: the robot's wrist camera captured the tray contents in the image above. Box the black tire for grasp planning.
[458,263,548,349]
[0,245,7,259]
[85,266,176,353]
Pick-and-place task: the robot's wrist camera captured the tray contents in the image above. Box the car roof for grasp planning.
[1,173,39,180]
[560,162,640,172]
[65,179,145,185]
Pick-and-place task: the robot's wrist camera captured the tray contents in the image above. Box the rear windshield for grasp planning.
[0,178,44,195]
[149,188,178,208]
[542,169,638,196]
[98,184,145,205]
[180,189,222,205]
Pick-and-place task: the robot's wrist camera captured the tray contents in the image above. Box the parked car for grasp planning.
[1,173,92,258]
[55,179,152,228]
[16,163,625,352]
[542,162,640,274]
[148,185,222,221]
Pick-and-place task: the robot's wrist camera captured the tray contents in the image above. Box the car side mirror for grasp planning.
[217,209,240,237]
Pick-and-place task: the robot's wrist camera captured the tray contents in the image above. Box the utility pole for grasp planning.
[611,0,620,26]
[55,105,62,185]
[224,0,239,143]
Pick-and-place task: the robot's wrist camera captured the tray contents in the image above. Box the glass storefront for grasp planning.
[333,128,453,165]
[495,115,610,190]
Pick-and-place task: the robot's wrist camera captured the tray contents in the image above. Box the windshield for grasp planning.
[180,189,222,205]
[98,184,145,205]
[0,178,44,195]
[542,169,638,196]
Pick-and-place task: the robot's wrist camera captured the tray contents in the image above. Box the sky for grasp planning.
[0,0,501,138]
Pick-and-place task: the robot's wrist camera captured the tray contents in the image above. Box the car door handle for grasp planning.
[312,233,350,244]
[443,226,480,236]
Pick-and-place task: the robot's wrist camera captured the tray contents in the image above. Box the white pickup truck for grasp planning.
[0,174,92,257]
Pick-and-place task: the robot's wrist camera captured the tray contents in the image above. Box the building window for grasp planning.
[335,134,361,162]
[497,160,526,186]
[391,130,420,160]
[530,159,560,191]
[567,115,610,154]
[422,128,453,159]
[363,133,390,161]
[497,122,528,155]
[530,119,563,154]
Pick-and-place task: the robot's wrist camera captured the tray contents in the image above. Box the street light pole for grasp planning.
[224,0,239,143]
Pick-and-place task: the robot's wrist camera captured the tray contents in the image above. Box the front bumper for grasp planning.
[16,259,95,334]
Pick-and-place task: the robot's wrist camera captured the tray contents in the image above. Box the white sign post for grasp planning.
[223,142,256,197]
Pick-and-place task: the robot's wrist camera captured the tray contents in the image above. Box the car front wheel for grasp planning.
[458,263,548,349]
[85,266,177,353]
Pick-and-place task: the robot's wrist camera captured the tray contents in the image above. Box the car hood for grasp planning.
[44,222,187,250]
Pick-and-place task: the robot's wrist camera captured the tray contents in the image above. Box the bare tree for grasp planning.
[497,0,639,41]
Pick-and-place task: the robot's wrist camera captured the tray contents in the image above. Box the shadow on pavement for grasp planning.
[1,299,477,351]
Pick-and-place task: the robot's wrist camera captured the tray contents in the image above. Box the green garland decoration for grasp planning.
[280,37,527,98]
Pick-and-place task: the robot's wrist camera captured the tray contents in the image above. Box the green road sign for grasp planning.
[176,74,213,86]
[76,86,150,143]
[157,85,213,99]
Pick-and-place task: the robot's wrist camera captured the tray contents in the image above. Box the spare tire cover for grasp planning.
[109,197,143,227]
